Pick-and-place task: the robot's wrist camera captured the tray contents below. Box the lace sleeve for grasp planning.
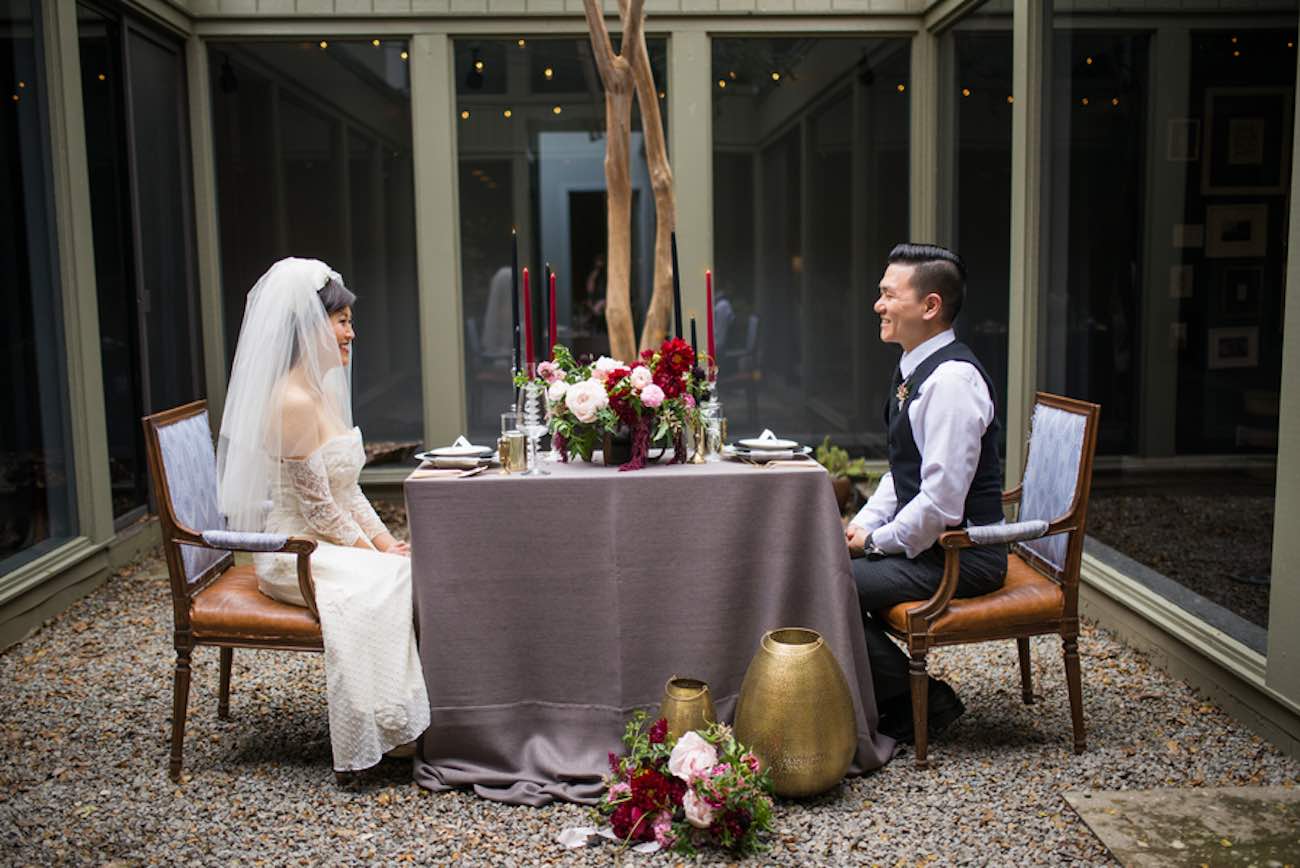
[342,483,388,541]
[282,453,365,546]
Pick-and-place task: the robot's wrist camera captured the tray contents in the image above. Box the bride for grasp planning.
[216,257,429,773]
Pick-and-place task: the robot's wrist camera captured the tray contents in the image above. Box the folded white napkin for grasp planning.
[451,434,473,449]
[426,456,485,469]
[758,428,777,441]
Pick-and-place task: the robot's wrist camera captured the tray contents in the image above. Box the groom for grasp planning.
[846,243,1007,743]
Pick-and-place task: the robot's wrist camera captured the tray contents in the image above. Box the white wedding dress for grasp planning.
[254,427,430,772]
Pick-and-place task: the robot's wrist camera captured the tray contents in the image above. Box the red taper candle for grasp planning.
[522,267,535,370]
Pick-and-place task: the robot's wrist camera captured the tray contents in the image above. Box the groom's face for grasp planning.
[873,263,941,351]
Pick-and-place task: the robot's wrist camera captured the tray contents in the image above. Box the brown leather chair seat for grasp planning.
[882,554,1065,640]
[190,566,323,647]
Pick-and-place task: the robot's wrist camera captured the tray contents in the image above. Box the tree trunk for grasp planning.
[582,0,644,364]
[627,15,676,354]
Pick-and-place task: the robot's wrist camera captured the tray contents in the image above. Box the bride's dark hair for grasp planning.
[318,276,356,313]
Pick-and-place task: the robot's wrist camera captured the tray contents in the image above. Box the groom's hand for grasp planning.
[845,525,869,558]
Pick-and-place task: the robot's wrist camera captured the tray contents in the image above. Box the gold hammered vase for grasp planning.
[659,677,717,740]
[733,628,856,798]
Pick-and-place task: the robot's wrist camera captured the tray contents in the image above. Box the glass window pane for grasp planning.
[0,0,77,569]
[129,30,203,414]
[712,37,911,451]
[210,40,422,455]
[946,2,1013,454]
[454,37,668,444]
[78,6,148,519]
[1046,13,1296,639]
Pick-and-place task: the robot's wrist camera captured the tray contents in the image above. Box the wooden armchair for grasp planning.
[879,392,1101,767]
[142,400,323,781]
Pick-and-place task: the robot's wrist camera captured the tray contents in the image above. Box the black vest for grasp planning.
[885,340,1004,530]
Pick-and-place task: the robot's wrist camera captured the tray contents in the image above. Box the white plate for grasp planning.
[417,445,495,460]
[725,445,813,462]
[737,436,801,451]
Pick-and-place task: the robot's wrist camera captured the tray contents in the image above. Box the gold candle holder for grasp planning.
[496,435,512,474]
[689,419,707,464]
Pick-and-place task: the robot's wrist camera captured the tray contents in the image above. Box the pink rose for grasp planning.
[565,378,609,423]
[546,380,569,402]
[629,365,653,391]
[682,789,714,829]
[709,763,731,778]
[608,780,630,800]
[652,810,675,847]
[684,394,696,408]
[741,752,761,774]
[536,360,563,383]
[640,383,665,408]
[667,731,717,782]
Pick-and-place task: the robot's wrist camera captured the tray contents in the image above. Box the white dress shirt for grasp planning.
[849,329,995,559]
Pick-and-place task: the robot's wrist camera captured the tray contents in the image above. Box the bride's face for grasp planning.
[330,306,355,366]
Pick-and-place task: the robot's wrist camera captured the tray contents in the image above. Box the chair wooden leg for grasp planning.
[910,653,930,769]
[1017,637,1034,705]
[1062,634,1086,754]
[169,649,193,782]
[218,647,233,720]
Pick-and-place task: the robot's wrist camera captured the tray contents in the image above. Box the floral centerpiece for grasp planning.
[523,338,709,470]
[598,710,774,854]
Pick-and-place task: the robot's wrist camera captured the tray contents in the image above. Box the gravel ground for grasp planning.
[2,514,1297,866]
[1088,493,1274,628]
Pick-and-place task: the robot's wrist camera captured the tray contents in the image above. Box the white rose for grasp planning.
[629,365,653,391]
[593,356,624,382]
[565,378,609,423]
[667,731,718,782]
[682,789,714,828]
[547,380,569,402]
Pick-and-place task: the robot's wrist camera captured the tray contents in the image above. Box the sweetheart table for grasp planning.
[404,458,894,805]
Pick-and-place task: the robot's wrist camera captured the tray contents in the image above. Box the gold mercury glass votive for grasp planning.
[505,430,527,472]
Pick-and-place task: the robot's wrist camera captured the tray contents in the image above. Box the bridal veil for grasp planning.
[216,257,354,532]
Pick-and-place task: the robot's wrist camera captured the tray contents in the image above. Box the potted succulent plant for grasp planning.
[814,437,874,513]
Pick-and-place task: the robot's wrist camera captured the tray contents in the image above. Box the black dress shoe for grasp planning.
[877,679,965,744]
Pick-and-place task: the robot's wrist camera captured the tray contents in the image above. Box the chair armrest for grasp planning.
[194,531,320,622]
[965,520,1048,545]
[200,530,290,552]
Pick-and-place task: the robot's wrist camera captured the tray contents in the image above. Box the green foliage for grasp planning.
[814,436,872,479]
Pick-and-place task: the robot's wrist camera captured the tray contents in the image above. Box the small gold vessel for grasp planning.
[659,677,716,740]
[733,627,856,798]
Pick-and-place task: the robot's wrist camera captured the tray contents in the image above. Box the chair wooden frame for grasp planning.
[882,392,1101,768]
[142,400,323,782]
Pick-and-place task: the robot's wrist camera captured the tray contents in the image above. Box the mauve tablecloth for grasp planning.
[405,458,894,805]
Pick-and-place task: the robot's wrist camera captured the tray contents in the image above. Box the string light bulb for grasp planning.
[552,105,562,115]
[474,59,485,71]
[372,39,380,47]
[18,80,25,88]
[718,79,726,89]
[97,73,106,81]
[658,90,665,100]
[503,108,512,118]
[896,83,905,93]
[1006,95,1014,104]
[319,40,328,49]
[518,39,526,47]
[1085,56,1093,65]
[770,71,781,81]
[460,109,470,120]
[961,87,971,97]
[400,51,409,61]
[1111,97,1119,107]
[1081,97,1089,106]
[544,66,554,80]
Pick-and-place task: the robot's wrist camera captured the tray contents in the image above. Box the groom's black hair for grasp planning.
[319,276,356,314]
[886,243,966,324]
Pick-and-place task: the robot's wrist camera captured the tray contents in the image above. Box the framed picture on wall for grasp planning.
[1166,118,1200,161]
[1207,326,1259,369]
[1202,87,1293,194]
[1205,204,1268,257]
[1219,266,1263,319]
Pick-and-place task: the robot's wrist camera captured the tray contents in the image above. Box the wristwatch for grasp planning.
[865,540,886,561]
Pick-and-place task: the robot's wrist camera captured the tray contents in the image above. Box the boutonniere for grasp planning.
[896,377,913,409]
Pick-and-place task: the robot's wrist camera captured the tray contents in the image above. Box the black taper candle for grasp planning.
[670,231,683,339]
[511,227,521,376]
[544,262,552,358]
[690,317,698,357]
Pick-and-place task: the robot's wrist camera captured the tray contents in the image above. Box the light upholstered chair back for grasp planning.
[150,406,226,585]
[1017,396,1098,576]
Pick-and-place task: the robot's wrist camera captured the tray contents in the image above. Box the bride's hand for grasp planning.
[388,541,411,557]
